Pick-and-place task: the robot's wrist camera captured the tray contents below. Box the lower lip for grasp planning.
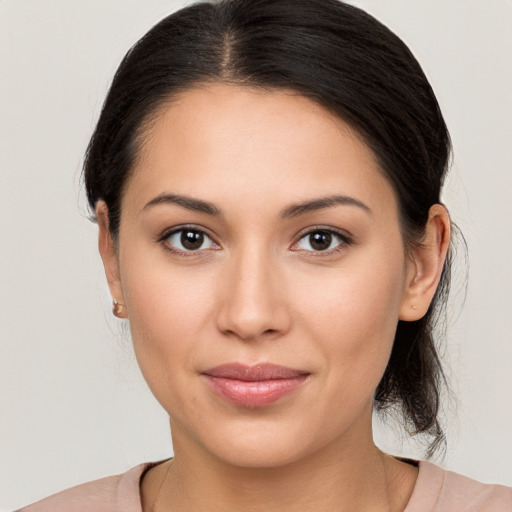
[203,375,308,408]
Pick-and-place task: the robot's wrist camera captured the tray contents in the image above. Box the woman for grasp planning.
[14,0,512,510]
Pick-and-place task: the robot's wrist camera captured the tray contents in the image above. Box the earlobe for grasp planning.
[399,204,451,321]
[96,201,127,318]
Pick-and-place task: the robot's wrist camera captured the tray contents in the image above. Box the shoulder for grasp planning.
[405,460,512,512]
[15,461,161,512]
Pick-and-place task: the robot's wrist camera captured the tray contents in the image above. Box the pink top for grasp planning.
[16,459,512,512]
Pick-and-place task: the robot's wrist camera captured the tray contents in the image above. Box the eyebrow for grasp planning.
[280,195,372,218]
[142,193,371,218]
[142,193,222,216]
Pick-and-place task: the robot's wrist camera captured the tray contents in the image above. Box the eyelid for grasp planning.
[290,226,353,253]
[157,224,221,255]
[157,224,210,242]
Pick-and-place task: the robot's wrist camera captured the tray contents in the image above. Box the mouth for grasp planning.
[201,363,310,408]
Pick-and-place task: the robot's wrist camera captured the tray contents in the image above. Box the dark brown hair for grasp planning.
[84,0,454,457]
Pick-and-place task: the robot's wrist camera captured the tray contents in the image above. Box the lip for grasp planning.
[201,363,310,408]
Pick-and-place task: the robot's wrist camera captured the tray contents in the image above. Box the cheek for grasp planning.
[119,253,218,403]
[293,250,407,386]
[121,236,218,332]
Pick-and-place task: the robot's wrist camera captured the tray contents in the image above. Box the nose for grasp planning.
[216,246,291,342]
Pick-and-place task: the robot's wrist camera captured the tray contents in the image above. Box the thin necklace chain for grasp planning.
[150,455,397,512]
[151,460,174,512]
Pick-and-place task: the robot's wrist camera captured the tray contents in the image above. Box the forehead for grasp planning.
[126,83,396,215]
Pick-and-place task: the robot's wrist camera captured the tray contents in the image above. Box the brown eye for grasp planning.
[309,231,332,251]
[181,230,204,250]
[294,229,349,253]
[165,228,217,252]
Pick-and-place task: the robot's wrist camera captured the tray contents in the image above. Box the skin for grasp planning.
[97,83,450,511]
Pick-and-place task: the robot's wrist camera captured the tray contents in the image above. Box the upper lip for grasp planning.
[201,363,309,381]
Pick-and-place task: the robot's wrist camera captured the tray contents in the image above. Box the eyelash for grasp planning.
[157,225,353,257]
[291,228,352,256]
[157,225,219,258]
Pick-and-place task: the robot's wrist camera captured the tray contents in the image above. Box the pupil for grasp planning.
[181,230,204,250]
[310,231,331,251]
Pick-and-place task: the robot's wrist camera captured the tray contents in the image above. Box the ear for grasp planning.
[399,204,451,321]
[96,201,127,318]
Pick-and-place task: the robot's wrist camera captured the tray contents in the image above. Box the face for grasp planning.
[100,83,425,468]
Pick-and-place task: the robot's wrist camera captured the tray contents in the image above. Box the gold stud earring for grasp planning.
[112,299,126,318]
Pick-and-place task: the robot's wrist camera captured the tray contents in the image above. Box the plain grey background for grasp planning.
[1,0,511,509]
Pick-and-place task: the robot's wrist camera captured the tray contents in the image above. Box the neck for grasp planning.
[152,413,418,512]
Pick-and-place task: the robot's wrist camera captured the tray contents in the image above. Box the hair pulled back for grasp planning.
[84,0,453,457]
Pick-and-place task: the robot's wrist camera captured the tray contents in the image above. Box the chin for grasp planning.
[182,413,334,469]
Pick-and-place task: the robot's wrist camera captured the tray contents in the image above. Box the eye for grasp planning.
[293,229,350,253]
[162,227,219,253]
